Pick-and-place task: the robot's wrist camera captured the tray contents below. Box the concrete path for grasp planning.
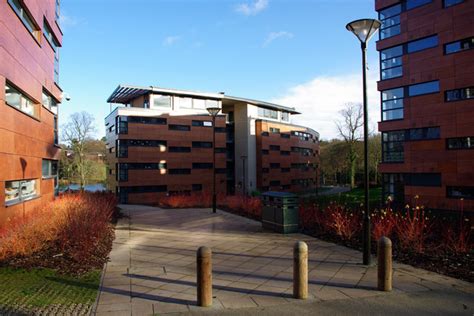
[94,205,473,315]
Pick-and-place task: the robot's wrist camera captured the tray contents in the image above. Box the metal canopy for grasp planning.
[106,85,151,103]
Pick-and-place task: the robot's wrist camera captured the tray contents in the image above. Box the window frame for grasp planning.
[5,82,38,119]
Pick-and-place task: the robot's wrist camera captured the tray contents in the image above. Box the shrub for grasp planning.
[326,203,361,240]
[394,205,433,253]
[371,208,397,241]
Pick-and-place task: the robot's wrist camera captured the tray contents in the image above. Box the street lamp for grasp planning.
[207,106,221,213]
[346,18,381,266]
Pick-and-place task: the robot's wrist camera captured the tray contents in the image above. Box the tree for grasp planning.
[368,133,382,185]
[62,112,97,189]
[336,103,363,189]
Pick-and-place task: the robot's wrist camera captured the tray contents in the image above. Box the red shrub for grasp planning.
[325,203,361,240]
[371,208,397,241]
[394,206,433,253]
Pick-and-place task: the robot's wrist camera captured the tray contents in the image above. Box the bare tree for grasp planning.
[336,103,363,189]
[62,112,97,189]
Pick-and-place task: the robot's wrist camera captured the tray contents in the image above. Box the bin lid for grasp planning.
[261,191,297,198]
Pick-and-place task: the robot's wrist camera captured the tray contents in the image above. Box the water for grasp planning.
[59,183,107,193]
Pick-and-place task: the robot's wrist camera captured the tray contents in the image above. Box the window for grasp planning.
[152,95,171,108]
[291,131,312,141]
[192,184,203,191]
[280,151,290,156]
[282,184,291,190]
[405,173,441,187]
[445,87,473,102]
[169,146,191,153]
[444,37,474,54]
[409,127,440,140]
[215,127,226,133]
[216,168,226,174]
[117,140,127,158]
[408,80,439,96]
[8,0,39,41]
[5,179,38,205]
[383,131,405,162]
[281,168,290,173]
[381,45,403,80]
[192,163,213,169]
[123,139,167,147]
[262,168,269,173]
[258,107,278,119]
[192,120,213,127]
[55,0,60,20]
[175,97,192,109]
[193,99,206,109]
[192,142,212,148]
[383,173,404,202]
[205,100,219,108]
[269,145,280,151]
[120,163,167,170]
[280,133,290,139]
[444,0,464,7]
[261,131,269,136]
[270,163,280,169]
[169,124,190,131]
[262,149,269,155]
[42,90,58,114]
[128,116,167,125]
[269,127,280,133]
[42,160,58,178]
[447,186,473,199]
[269,180,281,186]
[120,185,167,194]
[169,169,191,175]
[215,147,226,153]
[407,35,438,53]
[447,137,473,149]
[5,83,37,117]
[54,116,59,145]
[382,87,404,121]
[379,4,401,39]
[406,0,432,10]
[116,116,128,134]
[281,112,289,122]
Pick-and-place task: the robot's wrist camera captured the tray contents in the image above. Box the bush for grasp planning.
[0,192,117,274]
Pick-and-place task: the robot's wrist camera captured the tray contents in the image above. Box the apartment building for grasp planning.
[376,0,473,211]
[106,85,319,204]
[0,0,63,223]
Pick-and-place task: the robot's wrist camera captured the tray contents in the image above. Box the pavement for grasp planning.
[93,205,474,315]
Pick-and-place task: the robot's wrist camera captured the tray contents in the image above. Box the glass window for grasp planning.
[192,141,213,148]
[406,0,432,10]
[407,35,438,53]
[383,173,404,202]
[408,127,440,140]
[5,83,37,117]
[5,179,38,205]
[258,107,278,119]
[169,124,190,131]
[408,80,439,96]
[269,127,280,133]
[193,99,206,109]
[42,159,58,178]
[445,87,473,102]
[447,186,473,199]
[192,163,213,169]
[382,88,404,121]
[175,97,192,109]
[205,100,219,108]
[8,0,39,40]
[444,0,463,7]
[43,20,59,51]
[445,37,474,54]
[169,146,191,153]
[406,173,441,187]
[383,131,405,162]
[447,137,473,149]
[379,4,401,40]
[192,120,212,127]
[281,112,290,121]
[55,0,60,20]
[153,95,171,108]
[381,45,403,80]
[42,90,58,114]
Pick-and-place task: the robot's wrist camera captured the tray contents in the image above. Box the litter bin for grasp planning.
[261,191,299,234]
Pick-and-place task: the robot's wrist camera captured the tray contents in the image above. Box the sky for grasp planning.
[59,0,380,140]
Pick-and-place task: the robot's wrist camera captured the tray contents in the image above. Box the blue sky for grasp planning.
[59,0,380,140]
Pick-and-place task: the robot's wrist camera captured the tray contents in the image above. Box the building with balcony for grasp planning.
[0,0,63,223]
[376,0,473,211]
[106,85,319,204]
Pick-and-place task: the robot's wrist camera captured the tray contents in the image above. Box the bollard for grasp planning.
[197,246,212,307]
[293,241,308,299]
[377,236,392,291]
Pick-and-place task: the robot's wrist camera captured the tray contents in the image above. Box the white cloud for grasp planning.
[272,70,380,140]
[58,12,83,29]
[263,31,294,47]
[163,36,181,46]
[236,0,269,16]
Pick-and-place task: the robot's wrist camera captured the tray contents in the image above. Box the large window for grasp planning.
[445,87,473,102]
[408,80,439,96]
[409,127,440,140]
[8,0,40,41]
[382,87,404,121]
[43,20,60,83]
[192,120,212,127]
[447,137,473,149]
[383,131,405,162]
[5,179,38,206]
[192,163,213,169]
[444,37,474,54]
[153,95,171,108]
[192,141,212,148]
[128,116,167,125]
[258,107,278,119]
[169,124,190,131]
[407,35,438,53]
[447,186,473,199]
[406,0,432,10]
[42,160,58,178]
[5,83,37,117]
[381,45,403,80]
[444,0,464,7]
[42,90,58,114]
[383,173,404,202]
[405,173,441,187]
[54,116,59,145]
[379,4,401,39]
[116,116,128,134]
[175,97,192,109]
[281,112,290,122]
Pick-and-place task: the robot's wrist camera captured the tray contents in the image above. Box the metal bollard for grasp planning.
[377,236,392,292]
[197,246,212,307]
[293,241,308,299]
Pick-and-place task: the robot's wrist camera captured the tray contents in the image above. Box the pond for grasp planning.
[59,183,107,193]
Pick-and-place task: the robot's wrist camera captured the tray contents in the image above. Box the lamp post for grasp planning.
[207,106,221,213]
[346,18,381,266]
[241,155,247,196]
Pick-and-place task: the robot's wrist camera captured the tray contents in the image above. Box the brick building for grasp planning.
[376,0,473,211]
[0,0,63,223]
[105,85,319,204]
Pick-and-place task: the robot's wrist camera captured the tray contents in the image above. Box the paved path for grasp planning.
[94,205,473,315]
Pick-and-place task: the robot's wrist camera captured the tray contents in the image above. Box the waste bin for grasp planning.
[261,191,299,234]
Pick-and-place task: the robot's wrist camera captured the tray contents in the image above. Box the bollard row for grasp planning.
[195,237,393,307]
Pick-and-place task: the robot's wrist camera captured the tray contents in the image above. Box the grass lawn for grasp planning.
[0,267,101,315]
[303,187,383,208]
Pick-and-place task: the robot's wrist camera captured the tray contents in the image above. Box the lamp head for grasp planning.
[206,106,221,117]
[346,18,381,44]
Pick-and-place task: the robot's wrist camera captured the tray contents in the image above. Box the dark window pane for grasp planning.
[382,88,404,101]
[408,81,439,96]
[406,173,441,187]
[447,186,473,199]
[379,4,401,20]
[407,35,438,53]
[406,0,432,10]
[444,0,463,7]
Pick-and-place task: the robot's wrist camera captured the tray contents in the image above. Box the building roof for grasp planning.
[107,85,300,114]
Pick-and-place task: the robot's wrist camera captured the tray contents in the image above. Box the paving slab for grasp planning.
[93,204,474,315]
